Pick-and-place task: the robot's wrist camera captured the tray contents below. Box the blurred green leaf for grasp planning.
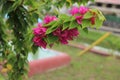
[84,12,93,19]
[45,34,58,44]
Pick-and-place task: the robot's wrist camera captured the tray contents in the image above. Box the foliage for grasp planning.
[0,0,104,80]
[32,7,105,48]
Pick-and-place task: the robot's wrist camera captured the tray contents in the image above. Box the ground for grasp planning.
[30,44,120,80]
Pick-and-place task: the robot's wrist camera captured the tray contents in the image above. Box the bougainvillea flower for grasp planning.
[90,17,95,25]
[37,23,43,27]
[33,26,47,37]
[43,15,57,24]
[61,30,69,38]
[53,28,68,44]
[33,23,47,48]
[59,38,68,44]
[76,16,83,24]
[68,28,79,37]
[33,15,80,48]
[66,28,79,40]
[33,36,47,48]
[79,6,89,15]
[69,6,79,15]
[53,28,79,45]
[53,28,61,36]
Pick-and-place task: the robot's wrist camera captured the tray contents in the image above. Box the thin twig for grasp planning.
[21,0,24,5]
[28,9,38,13]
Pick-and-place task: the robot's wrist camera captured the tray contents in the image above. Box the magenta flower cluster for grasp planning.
[70,6,89,16]
[70,6,95,25]
[43,15,57,24]
[70,6,89,24]
[33,15,57,48]
[33,6,97,48]
[33,15,79,48]
[53,28,79,44]
[33,23,47,48]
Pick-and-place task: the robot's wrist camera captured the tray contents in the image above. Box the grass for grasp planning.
[73,30,120,51]
[30,44,120,80]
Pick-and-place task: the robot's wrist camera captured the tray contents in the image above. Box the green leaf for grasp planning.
[1,1,13,16]
[46,19,63,34]
[59,14,67,18]
[46,26,58,34]
[44,21,57,27]
[83,27,88,33]
[69,21,76,29]
[95,18,103,28]
[64,16,75,23]
[45,34,58,44]
[97,10,106,21]
[63,22,70,30]
[8,0,22,13]
[69,20,80,29]
[90,9,98,13]
[59,14,69,20]
[81,20,91,28]
[18,58,24,69]
[91,9,105,21]
[76,25,82,31]
[66,2,71,7]
[31,44,38,54]
[31,13,39,22]
[59,14,75,23]
[84,12,93,19]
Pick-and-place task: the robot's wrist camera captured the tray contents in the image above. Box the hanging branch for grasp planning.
[0,0,105,80]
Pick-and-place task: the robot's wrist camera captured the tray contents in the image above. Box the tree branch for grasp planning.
[28,9,38,13]
[21,0,24,5]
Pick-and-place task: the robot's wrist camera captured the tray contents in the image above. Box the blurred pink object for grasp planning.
[76,16,83,24]
[79,6,89,15]
[33,36,47,48]
[33,26,47,36]
[44,15,57,24]
[53,28,79,44]
[69,6,79,15]
[28,50,71,77]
